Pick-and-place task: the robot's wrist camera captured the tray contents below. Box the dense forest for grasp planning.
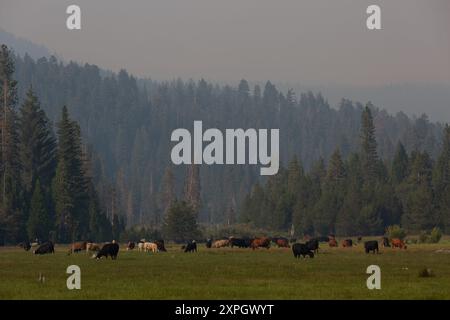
[0,45,125,244]
[1,45,448,243]
[240,107,450,235]
[11,52,444,226]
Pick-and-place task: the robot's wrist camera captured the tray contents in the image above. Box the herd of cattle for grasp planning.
[17,235,407,260]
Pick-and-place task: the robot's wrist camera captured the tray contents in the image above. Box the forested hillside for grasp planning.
[11,53,445,228]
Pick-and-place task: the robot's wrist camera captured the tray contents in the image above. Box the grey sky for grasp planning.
[0,0,449,86]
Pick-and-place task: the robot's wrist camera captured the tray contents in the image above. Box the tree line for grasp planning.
[5,48,448,232]
[3,46,445,236]
[241,106,450,236]
[0,44,125,244]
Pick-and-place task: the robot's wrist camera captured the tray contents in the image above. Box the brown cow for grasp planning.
[391,238,407,249]
[275,238,290,248]
[342,239,353,247]
[251,237,271,250]
[68,241,87,255]
[328,239,338,247]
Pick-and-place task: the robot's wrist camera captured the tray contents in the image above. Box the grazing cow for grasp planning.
[250,237,271,250]
[382,237,390,247]
[306,238,319,253]
[292,243,314,258]
[271,237,282,244]
[154,240,167,252]
[18,242,31,251]
[68,241,87,255]
[34,242,55,255]
[86,242,101,254]
[328,239,338,247]
[391,238,407,249]
[206,238,213,248]
[184,240,197,253]
[95,243,119,259]
[364,240,379,254]
[126,241,136,251]
[230,237,253,248]
[212,239,230,248]
[144,242,158,253]
[342,239,353,247]
[138,241,145,252]
[275,238,290,248]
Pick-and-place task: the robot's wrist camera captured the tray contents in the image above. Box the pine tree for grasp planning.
[391,142,409,184]
[327,149,346,182]
[26,180,52,241]
[53,158,73,241]
[360,104,379,181]
[401,151,436,232]
[19,88,56,194]
[53,106,89,242]
[18,88,56,233]
[335,154,363,235]
[0,44,23,243]
[162,200,201,242]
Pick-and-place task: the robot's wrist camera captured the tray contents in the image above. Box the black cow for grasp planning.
[364,240,379,254]
[382,237,390,247]
[230,237,253,248]
[184,240,197,253]
[34,242,55,255]
[206,239,212,248]
[154,240,167,252]
[95,243,119,259]
[306,238,319,254]
[292,243,314,258]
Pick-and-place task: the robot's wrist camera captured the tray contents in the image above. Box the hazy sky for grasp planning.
[1,0,449,86]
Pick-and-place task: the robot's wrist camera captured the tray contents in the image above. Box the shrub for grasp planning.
[429,227,442,243]
[386,225,406,241]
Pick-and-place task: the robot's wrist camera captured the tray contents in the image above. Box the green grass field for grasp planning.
[1,239,450,300]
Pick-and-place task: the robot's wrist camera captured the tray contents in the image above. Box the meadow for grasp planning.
[1,238,450,300]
